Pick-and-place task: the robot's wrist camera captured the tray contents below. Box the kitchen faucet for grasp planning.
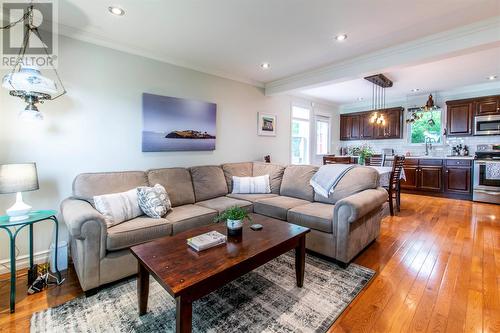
[425,137,432,156]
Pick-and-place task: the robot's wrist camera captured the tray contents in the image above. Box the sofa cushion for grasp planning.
[253,162,285,194]
[227,193,278,202]
[287,202,334,233]
[164,204,218,235]
[195,196,252,213]
[106,216,172,251]
[253,195,311,220]
[147,168,195,207]
[314,166,380,204]
[190,166,228,202]
[222,162,253,192]
[280,165,318,201]
[73,171,148,204]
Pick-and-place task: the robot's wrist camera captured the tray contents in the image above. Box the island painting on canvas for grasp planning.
[142,93,217,152]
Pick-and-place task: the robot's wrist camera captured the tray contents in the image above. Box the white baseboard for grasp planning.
[0,250,51,275]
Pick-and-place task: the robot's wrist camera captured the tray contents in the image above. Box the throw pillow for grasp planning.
[137,184,172,219]
[93,188,142,228]
[232,175,271,194]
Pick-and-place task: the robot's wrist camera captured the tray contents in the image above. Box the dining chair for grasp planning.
[323,156,351,165]
[367,154,386,167]
[386,155,405,216]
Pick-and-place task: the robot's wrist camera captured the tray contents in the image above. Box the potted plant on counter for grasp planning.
[214,206,252,236]
[349,144,374,165]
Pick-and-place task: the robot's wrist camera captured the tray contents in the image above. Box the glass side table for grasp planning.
[0,210,63,313]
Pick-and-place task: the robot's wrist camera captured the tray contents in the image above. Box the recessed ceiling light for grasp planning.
[335,34,348,42]
[411,88,421,92]
[108,6,125,16]
[487,75,497,80]
[357,97,364,101]
[260,62,270,70]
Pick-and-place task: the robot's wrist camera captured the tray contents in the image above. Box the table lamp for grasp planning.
[0,163,39,221]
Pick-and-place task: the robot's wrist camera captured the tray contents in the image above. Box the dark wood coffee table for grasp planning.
[130,213,310,333]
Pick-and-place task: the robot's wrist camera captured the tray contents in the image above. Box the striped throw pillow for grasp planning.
[93,188,142,228]
[232,175,271,194]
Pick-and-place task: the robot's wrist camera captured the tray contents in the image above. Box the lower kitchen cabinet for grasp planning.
[419,166,443,192]
[444,160,472,195]
[401,158,472,199]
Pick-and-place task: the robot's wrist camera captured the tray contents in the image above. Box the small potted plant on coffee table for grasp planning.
[214,206,252,237]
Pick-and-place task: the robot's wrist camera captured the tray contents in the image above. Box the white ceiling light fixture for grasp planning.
[108,6,125,16]
[260,62,271,70]
[411,88,421,92]
[357,97,364,101]
[335,34,347,42]
[1,5,66,121]
[487,75,497,80]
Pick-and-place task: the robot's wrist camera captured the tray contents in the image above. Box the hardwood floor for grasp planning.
[0,194,499,332]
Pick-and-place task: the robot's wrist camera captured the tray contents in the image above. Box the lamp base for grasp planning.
[6,192,32,222]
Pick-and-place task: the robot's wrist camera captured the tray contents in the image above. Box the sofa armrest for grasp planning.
[60,198,108,291]
[334,187,388,224]
[61,198,106,239]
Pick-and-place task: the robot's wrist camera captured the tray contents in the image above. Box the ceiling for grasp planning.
[300,47,500,105]
[53,0,500,85]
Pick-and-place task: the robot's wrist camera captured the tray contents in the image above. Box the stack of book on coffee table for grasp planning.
[187,231,227,251]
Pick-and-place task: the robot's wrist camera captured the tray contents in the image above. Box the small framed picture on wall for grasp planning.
[257,112,277,136]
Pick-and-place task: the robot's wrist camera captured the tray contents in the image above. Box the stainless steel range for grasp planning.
[474,144,500,204]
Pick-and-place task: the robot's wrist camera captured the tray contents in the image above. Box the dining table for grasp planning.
[365,165,406,188]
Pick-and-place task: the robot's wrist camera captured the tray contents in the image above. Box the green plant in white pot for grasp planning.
[214,206,252,237]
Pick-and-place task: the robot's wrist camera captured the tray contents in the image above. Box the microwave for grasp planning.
[474,115,500,135]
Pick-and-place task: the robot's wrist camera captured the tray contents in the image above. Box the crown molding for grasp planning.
[265,16,500,95]
[56,24,265,88]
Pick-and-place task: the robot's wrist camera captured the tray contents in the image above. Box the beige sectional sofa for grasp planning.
[61,162,388,292]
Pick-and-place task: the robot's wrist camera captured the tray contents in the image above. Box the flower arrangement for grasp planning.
[348,144,374,165]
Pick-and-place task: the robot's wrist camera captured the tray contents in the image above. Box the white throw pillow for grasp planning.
[93,188,142,228]
[137,184,172,219]
[232,175,271,194]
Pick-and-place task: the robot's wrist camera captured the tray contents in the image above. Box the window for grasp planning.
[291,106,311,164]
[409,109,442,144]
[315,116,330,155]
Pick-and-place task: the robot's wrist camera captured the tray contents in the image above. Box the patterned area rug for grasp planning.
[31,253,374,333]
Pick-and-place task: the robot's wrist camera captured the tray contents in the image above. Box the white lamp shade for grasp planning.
[0,163,39,194]
[2,66,58,97]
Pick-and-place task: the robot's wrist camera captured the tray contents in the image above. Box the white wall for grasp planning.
[0,36,335,268]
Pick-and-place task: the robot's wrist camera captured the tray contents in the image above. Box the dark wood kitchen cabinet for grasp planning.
[360,114,375,139]
[475,96,500,115]
[419,166,443,192]
[401,158,472,199]
[339,107,403,141]
[445,94,500,137]
[340,115,360,140]
[446,101,472,136]
[444,159,472,195]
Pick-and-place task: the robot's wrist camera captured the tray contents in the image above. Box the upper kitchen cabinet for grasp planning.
[446,101,472,136]
[475,96,500,115]
[339,114,360,140]
[339,107,403,141]
[445,94,500,137]
[375,107,403,139]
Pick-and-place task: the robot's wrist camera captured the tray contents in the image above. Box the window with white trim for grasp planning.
[291,105,311,165]
[315,116,330,155]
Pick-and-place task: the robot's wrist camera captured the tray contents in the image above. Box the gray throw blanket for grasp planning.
[310,164,356,197]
